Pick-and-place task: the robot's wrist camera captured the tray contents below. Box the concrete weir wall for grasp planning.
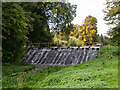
[21,46,100,66]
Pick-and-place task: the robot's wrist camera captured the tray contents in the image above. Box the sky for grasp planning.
[69,0,109,36]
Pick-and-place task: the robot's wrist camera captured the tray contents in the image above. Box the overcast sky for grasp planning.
[69,0,108,36]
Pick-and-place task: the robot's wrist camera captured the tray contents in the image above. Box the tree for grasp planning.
[103,0,120,45]
[69,24,80,38]
[104,35,110,45]
[20,2,53,43]
[2,2,33,62]
[21,2,77,43]
[95,34,101,43]
[59,23,75,41]
[2,2,77,62]
[101,34,104,45]
[79,15,97,45]
[48,2,77,31]
[69,16,97,45]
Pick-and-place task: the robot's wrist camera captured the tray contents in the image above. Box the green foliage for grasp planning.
[69,16,98,45]
[2,46,118,88]
[49,2,77,30]
[103,36,110,45]
[2,3,33,62]
[61,23,75,40]
[68,38,76,46]
[53,35,84,46]
[2,2,77,62]
[59,40,68,46]
[53,34,68,46]
[103,0,120,25]
[96,34,102,43]
[100,46,118,57]
[103,0,120,45]
[101,34,104,45]
[53,34,59,45]
[21,2,53,43]
[94,34,110,45]
[2,61,34,77]
[76,39,84,46]
[68,36,84,46]
[107,26,120,46]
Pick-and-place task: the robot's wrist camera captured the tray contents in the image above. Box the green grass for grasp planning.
[2,46,118,88]
[2,61,34,77]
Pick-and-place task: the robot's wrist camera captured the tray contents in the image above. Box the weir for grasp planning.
[21,46,100,66]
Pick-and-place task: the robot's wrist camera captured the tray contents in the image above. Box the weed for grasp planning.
[17,75,23,88]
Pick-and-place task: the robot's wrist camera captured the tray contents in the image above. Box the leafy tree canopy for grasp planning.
[103,0,120,45]
[69,15,97,45]
[2,2,77,62]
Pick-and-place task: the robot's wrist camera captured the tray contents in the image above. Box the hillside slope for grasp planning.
[2,46,118,88]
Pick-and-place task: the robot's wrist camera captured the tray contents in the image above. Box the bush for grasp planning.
[53,35,85,47]
[76,40,84,46]
[53,35,59,45]
[68,38,76,46]
[68,36,84,46]
[53,34,69,46]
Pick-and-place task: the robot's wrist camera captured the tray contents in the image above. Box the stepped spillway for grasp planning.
[21,46,100,65]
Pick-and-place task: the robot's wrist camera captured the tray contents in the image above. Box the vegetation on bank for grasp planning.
[2,0,119,63]
[2,61,34,77]
[2,46,118,88]
[2,0,119,88]
[103,0,120,45]
[2,2,77,63]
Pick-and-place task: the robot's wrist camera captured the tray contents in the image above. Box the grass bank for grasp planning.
[2,46,118,88]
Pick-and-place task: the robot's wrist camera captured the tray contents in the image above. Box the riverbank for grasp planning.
[2,46,118,88]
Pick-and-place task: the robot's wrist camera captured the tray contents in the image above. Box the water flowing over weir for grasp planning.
[21,46,100,66]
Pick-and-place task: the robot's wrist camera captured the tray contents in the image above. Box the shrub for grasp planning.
[68,36,85,46]
[59,40,68,46]
[68,38,76,46]
[53,35,59,45]
[53,34,69,46]
[76,40,84,46]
